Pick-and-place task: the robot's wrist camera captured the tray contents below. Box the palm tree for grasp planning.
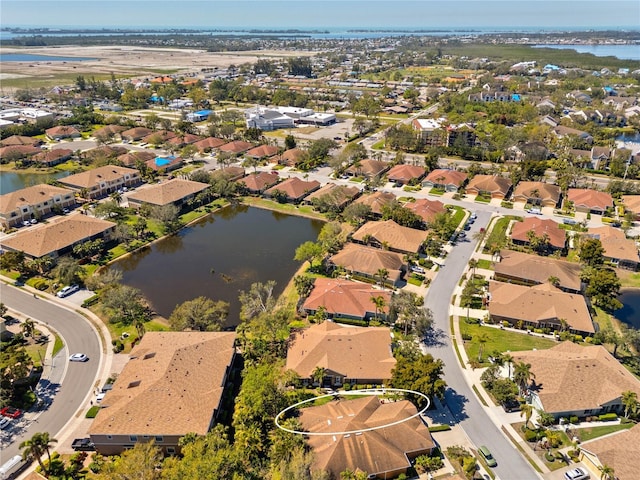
[20,432,57,477]
[476,332,489,362]
[621,390,638,419]
[110,191,123,205]
[503,353,514,378]
[559,318,569,333]
[370,295,386,323]
[520,403,534,430]
[376,268,389,290]
[468,258,478,278]
[513,361,536,395]
[311,366,326,387]
[599,465,615,480]
[21,318,36,338]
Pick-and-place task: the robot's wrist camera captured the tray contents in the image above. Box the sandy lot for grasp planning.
[0,45,315,80]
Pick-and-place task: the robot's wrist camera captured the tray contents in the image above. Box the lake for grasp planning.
[112,205,324,327]
[533,44,640,61]
[616,289,640,329]
[0,170,70,194]
[0,53,97,62]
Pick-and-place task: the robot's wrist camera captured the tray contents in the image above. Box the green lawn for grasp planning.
[476,259,493,270]
[576,422,634,442]
[448,205,465,228]
[241,197,326,220]
[429,187,445,195]
[475,194,491,203]
[459,322,556,365]
[483,215,522,253]
[24,343,47,368]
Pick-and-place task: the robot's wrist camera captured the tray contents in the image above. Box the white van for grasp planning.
[564,467,590,480]
[0,455,26,480]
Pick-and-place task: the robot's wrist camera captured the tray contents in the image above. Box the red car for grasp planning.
[0,406,22,419]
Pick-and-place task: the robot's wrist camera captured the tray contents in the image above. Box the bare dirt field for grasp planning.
[0,45,314,91]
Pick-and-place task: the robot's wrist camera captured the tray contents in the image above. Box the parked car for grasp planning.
[527,208,542,215]
[564,467,590,480]
[0,406,22,419]
[478,445,497,467]
[470,212,477,220]
[410,265,426,274]
[69,353,89,362]
[502,398,521,412]
[71,438,95,452]
[57,284,79,298]
[0,417,11,430]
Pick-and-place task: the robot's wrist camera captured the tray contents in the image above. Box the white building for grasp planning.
[244,106,336,130]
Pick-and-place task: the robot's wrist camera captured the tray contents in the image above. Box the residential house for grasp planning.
[386,164,426,185]
[589,146,611,170]
[32,148,74,167]
[494,250,582,293]
[511,342,640,420]
[580,424,640,480]
[345,159,390,179]
[142,130,177,145]
[236,172,279,193]
[127,179,209,209]
[45,125,81,141]
[145,155,184,172]
[553,126,594,144]
[89,332,236,455]
[329,243,406,286]
[512,182,561,208]
[93,125,127,142]
[85,145,128,162]
[210,166,245,182]
[117,150,156,167]
[586,226,640,270]
[412,118,445,146]
[621,195,640,220]
[0,145,42,161]
[304,183,361,211]
[278,147,305,167]
[285,320,395,386]
[422,169,468,192]
[264,177,320,203]
[0,215,116,259]
[465,174,512,200]
[352,220,427,254]
[352,191,397,216]
[194,137,226,153]
[245,144,279,160]
[300,397,435,479]
[511,217,566,251]
[567,189,613,215]
[488,282,594,335]
[59,165,141,199]
[0,184,76,229]
[404,199,447,225]
[167,133,202,148]
[219,140,253,155]
[0,135,42,147]
[121,127,153,142]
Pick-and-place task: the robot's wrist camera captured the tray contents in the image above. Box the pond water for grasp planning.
[616,289,640,329]
[0,170,70,194]
[111,205,324,327]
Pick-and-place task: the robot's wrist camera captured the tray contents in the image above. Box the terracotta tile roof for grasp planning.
[513,181,561,206]
[567,188,613,211]
[622,195,640,216]
[264,177,320,200]
[511,217,566,249]
[352,220,427,254]
[353,191,397,215]
[127,179,209,207]
[489,282,594,334]
[386,164,426,183]
[145,155,183,171]
[423,169,468,187]
[299,396,434,479]
[121,127,153,141]
[193,137,226,151]
[494,250,582,292]
[466,174,512,197]
[85,145,129,160]
[117,150,156,167]
[32,148,73,164]
[0,135,42,147]
[511,342,640,414]
[46,125,80,138]
[142,130,177,144]
[167,133,202,146]
[279,147,305,166]
[89,332,236,437]
[246,144,278,158]
[581,424,640,480]
[210,166,245,181]
[237,172,279,192]
[586,226,639,264]
[304,183,360,209]
[219,140,253,154]
[0,184,75,215]
[329,243,405,283]
[345,159,390,178]
[286,320,395,379]
[93,125,127,138]
[0,145,42,159]
[404,199,446,224]
[60,165,139,190]
[1,215,116,258]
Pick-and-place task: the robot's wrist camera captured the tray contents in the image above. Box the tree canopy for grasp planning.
[168,296,229,331]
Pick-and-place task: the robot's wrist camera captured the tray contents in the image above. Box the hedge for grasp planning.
[428,424,452,433]
[82,294,100,308]
[598,413,618,421]
[524,429,538,442]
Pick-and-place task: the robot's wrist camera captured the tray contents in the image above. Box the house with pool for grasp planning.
[145,155,184,173]
[58,165,141,199]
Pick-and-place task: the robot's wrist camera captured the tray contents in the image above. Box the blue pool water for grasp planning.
[154,156,174,167]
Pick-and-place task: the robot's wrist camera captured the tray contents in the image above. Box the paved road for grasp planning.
[0,285,101,460]
[425,212,540,480]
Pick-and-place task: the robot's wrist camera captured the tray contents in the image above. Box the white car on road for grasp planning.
[69,353,89,362]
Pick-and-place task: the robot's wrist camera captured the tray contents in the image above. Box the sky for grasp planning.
[1,0,639,30]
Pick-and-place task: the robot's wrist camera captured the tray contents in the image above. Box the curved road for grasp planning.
[425,211,540,480]
[0,284,101,460]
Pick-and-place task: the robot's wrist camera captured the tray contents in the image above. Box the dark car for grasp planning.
[71,438,95,451]
[0,406,22,419]
[502,399,521,413]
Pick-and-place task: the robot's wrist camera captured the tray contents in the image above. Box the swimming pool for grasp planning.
[154,156,175,167]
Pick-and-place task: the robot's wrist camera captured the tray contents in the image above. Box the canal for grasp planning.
[112,204,324,327]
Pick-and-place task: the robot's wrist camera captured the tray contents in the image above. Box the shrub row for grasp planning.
[82,294,100,308]
[598,413,618,422]
[428,424,452,433]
